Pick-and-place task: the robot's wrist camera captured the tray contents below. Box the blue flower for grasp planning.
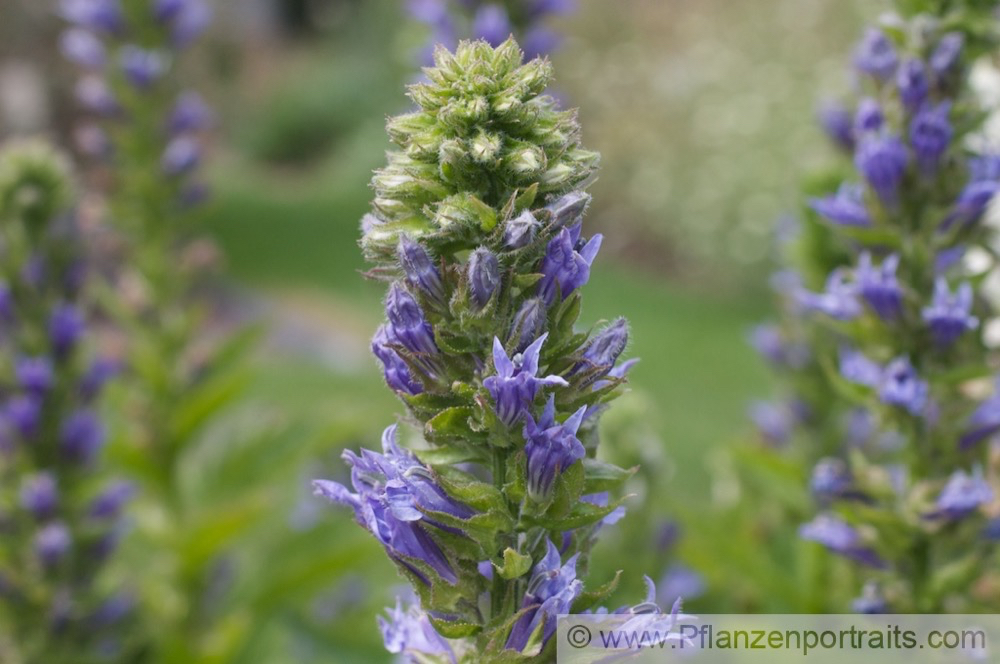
[537,222,602,304]
[20,472,58,519]
[503,210,540,249]
[523,396,586,502]
[819,101,855,151]
[467,247,500,310]
[378,596,456,663]
[59,28,106,69]
[573,318,629,386]
[926,468,994,520]
[799,514,885,568]
[854,28,898,80]
[545,190,591,227]
[61,409,106,464]
[165,0,212,47]
[16,356,54,395]
[810,458,853,501]
[485,333,567,427]
[959,380,1000,449]
[748,400,794,446]
[385,282,438,356]
[399,235,446,307]
[922,279,978,347]
[809,183,871,227]
[119,45,168,89]
[930,32,964,76]
[855,133,909,206]
[35,522,72,568]
[5,396,41,438]
[852,582,888,614]
[506,540,583,652]
[372,325,424,395]
[839,348,881,388]
[896,58,928,111]
[167,91,214,134]
[797,268,861,320]
[88,481,136,519]
[878,357,928,416]
[50,303,85,357]
[749,323,810,368]
[910,103,952,176]
[856,252,903,321]
[509,297,546,352]
[313,425,474,585]
[161,136,201,176]
[60,0,123,34]
[657,565,706,607]
[855,98,884,134]
[941,180,999,230]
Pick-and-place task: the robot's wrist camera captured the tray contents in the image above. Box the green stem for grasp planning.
[491,446,509,620]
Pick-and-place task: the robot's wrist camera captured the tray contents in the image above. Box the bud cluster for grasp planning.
[314,39,675,661]
[0,141,134,661]
[753,6,1000,612]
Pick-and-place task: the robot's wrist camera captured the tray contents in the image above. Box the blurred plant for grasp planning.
[405,0,576,63]
[314,39,686,661]
[752,0,1000,612]
[0,140,137,662]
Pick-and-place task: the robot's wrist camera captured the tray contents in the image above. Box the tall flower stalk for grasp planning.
[754,2,1000,612]
[0,141,135,662]
[314,39,677,661]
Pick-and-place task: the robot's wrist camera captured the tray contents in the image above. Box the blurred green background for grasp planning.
[0,0,885,660]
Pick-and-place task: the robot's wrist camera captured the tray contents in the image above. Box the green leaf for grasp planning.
[429,616,482,639]
[424,406,479,445]
[572,570,622,613]
[582,458,637,494]
[494,548,532,580]
[522,492,627,531]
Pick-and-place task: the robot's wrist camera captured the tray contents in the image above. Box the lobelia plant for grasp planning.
[0,141,136,662]
[406,0,576,63]
[752,0,1000,612]
[313,39,682,661]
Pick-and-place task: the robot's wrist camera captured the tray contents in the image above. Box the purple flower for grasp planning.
[546,191,591,226]
[854,98,884,134]
[0,283,12,321]
[89,481,136,519]
[472,4,511,47]
[378,596,456,662]
[839,348,881,388]
[855,133,909,206]
[17,356,54,395]
[941,180,999,229]
[467,247,500,310]
[161,136,201,176]
[20,472,58,519]
[120,46,168,89]
[799,514,885,568]
[856,252,903,321]
[878,357,928,415]
[80,358,120,402]
[748,324,809,368]
[528,0,577,18]
[523,397,586,502]
[509,297,546,352]
[749,401,794,446]
[59,28,106,69]
[313,426,473,584]
[398,235,445,306]
[926,468,994,520]
[922,279,978,348]
[910,103,952,176]
[372,325,423,395]
[854,28,898,80]
[931,33,964,76]
[386,282,438,356]
[505,540,582,652]
[573,318,628,385]
[60,0,123,33]
[852,583,888,614]
[90,593,135,629]
[61,409,106,464]
[657,565,706,607]
[797,268,861,320]
[6,396,41,438]
[896,58,928,111]
[35,522,72,568]
[75,76,119,115]
[169,0,212,47]
[484,333,567,427]
[809,183,871,227]
[810,458,852,501]
[503,209,540,249]
[537,223,602,304]
[819,101,855,151]
[959,380,1000,449]
[50,304,85,357]
[406,0,450,25]
[522,27,561,60]
[167,91,213,134]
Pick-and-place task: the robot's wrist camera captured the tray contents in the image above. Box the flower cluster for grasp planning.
[753,6,1000,612]
[60,0,214,210]
[405,0,577,63]
[315,39,671,661]
[0,141,133,660]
